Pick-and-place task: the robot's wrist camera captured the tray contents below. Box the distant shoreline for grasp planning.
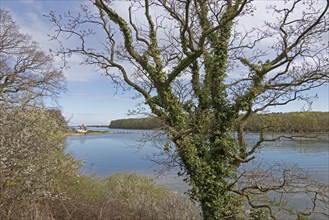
[107,112,329,132]
[64,131,112,136]
[65,130,132,136]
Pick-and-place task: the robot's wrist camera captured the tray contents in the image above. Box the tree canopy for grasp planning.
[109,112,329,132]
[0,9,65,107]
[244,111,329,133]
[48,1,329,219]
[109,117,164,129]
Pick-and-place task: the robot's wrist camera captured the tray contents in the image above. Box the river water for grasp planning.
[65,128,329,218]
[65,128,328,183]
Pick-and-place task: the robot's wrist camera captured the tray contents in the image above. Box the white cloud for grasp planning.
[66,92,139,101]
[19,0,43,9]
[55,54,102,82]
[10,4,50,47]
[3,1,102,83]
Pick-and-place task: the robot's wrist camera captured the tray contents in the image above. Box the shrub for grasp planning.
[0,108,201,219]
[52,173,202,220]
[104,173,202,220]
[0,107,78,219]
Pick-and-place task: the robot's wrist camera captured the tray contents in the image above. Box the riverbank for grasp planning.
[65,130,133,136]
[65,130,112,136]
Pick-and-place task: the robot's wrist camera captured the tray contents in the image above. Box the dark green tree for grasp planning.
[48,0,329,219]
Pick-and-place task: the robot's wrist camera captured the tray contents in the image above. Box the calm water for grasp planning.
[65,128,329,185]
[66,129,161,175]
[65,128,329,218]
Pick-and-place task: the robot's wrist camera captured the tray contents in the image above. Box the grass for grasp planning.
[51,173,202,220]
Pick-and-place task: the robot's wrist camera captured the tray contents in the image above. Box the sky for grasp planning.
[1,0,328,125]
[1,0,144,125]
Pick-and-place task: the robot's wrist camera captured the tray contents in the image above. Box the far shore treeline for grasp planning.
[109,112,329,133]
[109,117,165,130]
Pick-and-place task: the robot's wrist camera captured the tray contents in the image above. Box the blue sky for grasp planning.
[1,0,328,125]
[1,0,144,125]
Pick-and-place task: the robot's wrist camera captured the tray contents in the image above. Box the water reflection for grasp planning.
[65,128,328,184]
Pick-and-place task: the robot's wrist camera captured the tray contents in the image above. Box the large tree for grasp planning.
[0,9,65,107]
[48,0,329,219]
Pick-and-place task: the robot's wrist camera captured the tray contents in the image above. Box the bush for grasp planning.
[0,108,201,219]
[0,107,78,219]
[52,173,201,220]
[105,173,201,220]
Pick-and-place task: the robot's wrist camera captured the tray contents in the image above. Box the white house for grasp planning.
[77,124,87,133]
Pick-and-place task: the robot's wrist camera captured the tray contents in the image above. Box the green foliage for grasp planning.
[0,107,78,219]
[297,213,309,220]
[243,112,329,133]
[109,117,165,129]
[249,208,271,220]
[51,173,201,220]
[111,111,329,133]
[50,173,111,220]
[105,173,201,220]
[47,108,69,131]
